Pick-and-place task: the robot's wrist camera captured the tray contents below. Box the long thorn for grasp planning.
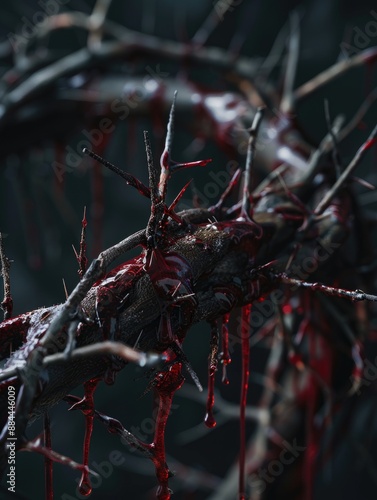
[277,273,377,302]
[168,179,192,212]
[338,86,377,143]
[192,0,233,47]
[144,131,159,207]
[294,47,377,102]
[280,11,300,114]
[240,107,265,219]
[159,91,177,201]
[314,123,377,215]
[324,99,341,178]
[78,206,88,278]
[144,131,164,247]
[83,148,150,198]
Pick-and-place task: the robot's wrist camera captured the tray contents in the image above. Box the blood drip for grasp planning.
[0,314,30,358]
[205,321,218,428]
[144,248,197,346]
[150,363,184,499]
[239,305,251,500]
[78,378,100,497]
[219,313,231,384]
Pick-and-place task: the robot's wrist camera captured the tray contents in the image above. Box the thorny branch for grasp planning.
[1,2,377,499]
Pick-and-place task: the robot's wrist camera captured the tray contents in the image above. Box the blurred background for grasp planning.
[0,0,377,498]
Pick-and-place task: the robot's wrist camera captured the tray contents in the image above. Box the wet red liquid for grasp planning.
[78,378,100,497]
[361,137,377,152]
[151,364,184,499]
[239,304,251,500]
[220,313,231,384]
[204,366,216,428]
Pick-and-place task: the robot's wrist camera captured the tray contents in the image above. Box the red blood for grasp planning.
[239,304,251,500]
[144,248,196,345]
[282,303,292,314]
[0,314,30,359]
[151,364,184,499]
[219,313,231,385]
[361,137,377,152]
[204,366,216,428]
[78,378,100,497]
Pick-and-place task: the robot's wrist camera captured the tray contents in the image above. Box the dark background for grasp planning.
[0,0,377,498]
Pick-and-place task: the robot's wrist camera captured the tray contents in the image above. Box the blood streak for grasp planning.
[78,378,100,497]
[144,249,197,345]
[219,313,231,385]
[149,364,184,499]
[204,369,216,428]
[204,321,218,428]
[360,137,377,152]
[239,304,251,500]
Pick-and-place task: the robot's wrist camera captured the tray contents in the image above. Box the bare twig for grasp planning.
[24,436,96,476]
[88,0,114,50]
[0,341,164,384]
[276,273,377,302]
[314,122,377,215]
[259,20,289,77]
[83,148,150,198]
[280,11,300,114]
[0,20,261,122]
[240,107,265,219]
[65,394,153,458]
[324,99,342,178]
[294,47,377,102]
[77,206,88,278]
[338,86,377,143]
[192,0,234,47]
[159,91,177,202]
[301,115,345,185]
[144,130,164,248]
